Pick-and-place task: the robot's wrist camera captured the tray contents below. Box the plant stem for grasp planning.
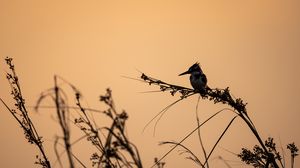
[54,76,74,168]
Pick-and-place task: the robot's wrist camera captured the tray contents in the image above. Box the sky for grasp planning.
[0,0,300,167]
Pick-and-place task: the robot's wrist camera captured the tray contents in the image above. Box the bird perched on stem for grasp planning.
[179,63,208,94]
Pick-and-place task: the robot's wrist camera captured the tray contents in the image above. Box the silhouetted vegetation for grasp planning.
[238,138,298,168]
[1,57,298,168]
[1,57,143,168]
[1,57,51,168]
[139,71,298,168]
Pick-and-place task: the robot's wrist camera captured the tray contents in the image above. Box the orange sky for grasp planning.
[1,1,300,167]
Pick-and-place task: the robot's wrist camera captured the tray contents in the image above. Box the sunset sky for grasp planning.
[1,1,300,167]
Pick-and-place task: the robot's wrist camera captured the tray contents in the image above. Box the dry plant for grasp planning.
[2,57,143,168]
[0,57,51,168]
[74,88,143,168]
[35,75,80,168]
[238,138,298,168]
[35,78,143,167]
[138,72,298,168]
[1,57,298,168]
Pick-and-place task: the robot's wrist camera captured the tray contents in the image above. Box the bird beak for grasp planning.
[179,70,190,76]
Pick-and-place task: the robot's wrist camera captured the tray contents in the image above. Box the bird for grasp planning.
[179,63,208,93]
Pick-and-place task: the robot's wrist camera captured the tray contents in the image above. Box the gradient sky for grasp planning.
[1,1,300,167]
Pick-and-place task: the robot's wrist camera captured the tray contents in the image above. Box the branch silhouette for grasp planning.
[139,72,282,168]
[1,57,51,168]
[2,57,297,168]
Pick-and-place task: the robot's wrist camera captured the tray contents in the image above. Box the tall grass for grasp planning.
[1,57,143,168]
[1,57,298,168]
[138,72,298,168]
